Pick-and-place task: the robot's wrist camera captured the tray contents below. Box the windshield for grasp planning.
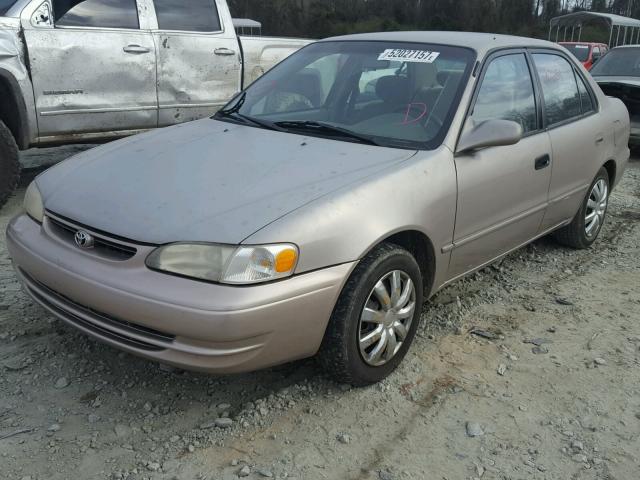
[218,41,475,150]
[561,44,591,62]
[0,0,17,15]
[591,48,640,77]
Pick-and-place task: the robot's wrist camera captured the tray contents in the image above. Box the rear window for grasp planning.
[153,0,221,32]
[0,0,18,15]
[590,48,640,77]
[562,44,591,62]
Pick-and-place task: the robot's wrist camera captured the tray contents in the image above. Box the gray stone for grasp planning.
[466,422,484,437]
[54,377,69,389]
[378,470,394,480]
[571,440,584,451]
[215,417,233,429]
[238,465,251,477]
[114,424,130,438]
[257,469,273,478]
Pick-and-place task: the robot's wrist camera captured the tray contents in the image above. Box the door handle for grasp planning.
[214,48,236,56]
[123,44,151,54]
[595,136,604,145]
[534,154,551,170]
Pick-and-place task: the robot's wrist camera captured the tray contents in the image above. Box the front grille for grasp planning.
[47,214,137,261]
[20,270,175,352]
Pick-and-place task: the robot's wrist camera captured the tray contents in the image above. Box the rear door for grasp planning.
[532,51,605,230]
[449,51,552,278]
[22,0,158,139]
[150,0,241,126]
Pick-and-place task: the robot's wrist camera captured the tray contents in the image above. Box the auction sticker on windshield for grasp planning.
[378,49,440,63]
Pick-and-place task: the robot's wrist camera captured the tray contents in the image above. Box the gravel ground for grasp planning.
[1,147,639,480]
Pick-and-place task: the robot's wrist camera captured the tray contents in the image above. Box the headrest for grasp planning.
[375,75,410,104]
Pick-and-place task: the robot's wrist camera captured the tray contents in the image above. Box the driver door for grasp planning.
[449,51,552,278]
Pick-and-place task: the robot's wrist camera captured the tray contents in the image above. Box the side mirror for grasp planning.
[456,119,523,154]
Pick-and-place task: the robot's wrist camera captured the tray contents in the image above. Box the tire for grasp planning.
[0,120,20,210]
[318,243,424,386]
[553,167,610,249]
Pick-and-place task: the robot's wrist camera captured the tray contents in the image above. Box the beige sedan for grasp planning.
[7,32,629,385]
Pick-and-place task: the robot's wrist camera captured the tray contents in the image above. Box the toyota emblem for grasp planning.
[74,230,95,249]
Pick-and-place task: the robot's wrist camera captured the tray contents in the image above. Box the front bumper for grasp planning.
[6,214,355,373]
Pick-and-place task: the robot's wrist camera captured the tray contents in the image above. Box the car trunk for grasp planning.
[598,80,640,125]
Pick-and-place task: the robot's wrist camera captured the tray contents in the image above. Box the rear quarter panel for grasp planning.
[589,73,630,189]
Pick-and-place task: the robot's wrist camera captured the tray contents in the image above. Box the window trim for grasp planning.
[529,49,599,131]
[466,48,543,140]
[151,0,224,35]
[52,0,141,31]
[573,66,596,115]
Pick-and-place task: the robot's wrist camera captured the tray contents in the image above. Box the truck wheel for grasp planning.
[317,243,423,386]
[0,120,20,209]
[553,167,609,249]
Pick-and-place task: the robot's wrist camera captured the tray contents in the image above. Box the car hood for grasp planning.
[38,119,417,245]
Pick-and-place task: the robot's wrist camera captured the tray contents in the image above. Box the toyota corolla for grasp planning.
[6,32,629,385]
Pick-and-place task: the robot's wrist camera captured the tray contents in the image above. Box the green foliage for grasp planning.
[227,0,640,41]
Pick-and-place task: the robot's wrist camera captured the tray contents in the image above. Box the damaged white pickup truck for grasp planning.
[0,0,310,207]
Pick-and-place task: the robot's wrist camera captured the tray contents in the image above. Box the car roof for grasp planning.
[319,31,562,57]
[610,44,640,50]
[559,41,605,46]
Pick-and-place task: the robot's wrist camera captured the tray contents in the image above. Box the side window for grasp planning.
[472,53,537,134]
[54,0,139,29]
[153,0,221,32]
[532,53,581,125]
[576,72,595,114]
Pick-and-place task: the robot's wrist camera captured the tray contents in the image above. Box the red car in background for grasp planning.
[559,42,609,70]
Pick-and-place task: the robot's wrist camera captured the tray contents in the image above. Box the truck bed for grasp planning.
[240,35,312,87]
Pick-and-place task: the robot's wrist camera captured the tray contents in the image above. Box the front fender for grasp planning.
[243,146,458,292]
[0,24,37,148]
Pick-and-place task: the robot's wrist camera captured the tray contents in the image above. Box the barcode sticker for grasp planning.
[378,49,440,63]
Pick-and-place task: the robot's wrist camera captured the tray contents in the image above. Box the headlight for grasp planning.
[24,181,44,223]
[146,243,299,285]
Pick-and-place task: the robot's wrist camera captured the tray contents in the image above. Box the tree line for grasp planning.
[227,0,640,40]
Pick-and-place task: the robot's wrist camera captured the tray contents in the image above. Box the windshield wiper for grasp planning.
[275,120,382,146]
[215,97,286,133]
[216,91,246,116]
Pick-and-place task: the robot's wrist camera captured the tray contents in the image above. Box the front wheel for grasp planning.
[0,120,20,210]
[553,167,610,249]
[317,243,424,386]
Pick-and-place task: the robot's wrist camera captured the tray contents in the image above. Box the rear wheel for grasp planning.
[318,243,423,386]
[0,120,20,210]
[553,167,609,249]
